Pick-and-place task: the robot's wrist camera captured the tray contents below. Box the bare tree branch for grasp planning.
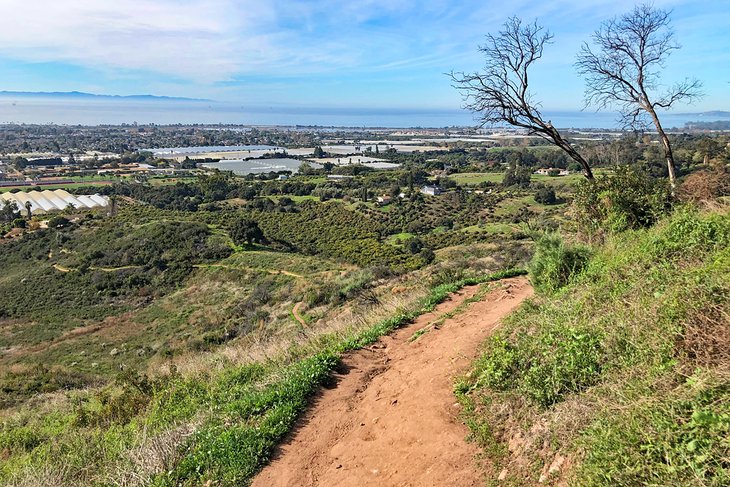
[450,17,594,179]
[575,3,703,189]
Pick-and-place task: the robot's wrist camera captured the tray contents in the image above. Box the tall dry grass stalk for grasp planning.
[166,277,430,377]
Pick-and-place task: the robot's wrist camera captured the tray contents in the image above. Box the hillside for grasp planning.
[457,204,730,485]
[1,139,727,486]
[0,178,534,485]
[0,91,207,102]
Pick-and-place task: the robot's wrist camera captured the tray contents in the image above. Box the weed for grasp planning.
[528,233,591,294]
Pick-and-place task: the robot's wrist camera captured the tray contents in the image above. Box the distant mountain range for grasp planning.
[689,110,730,118]
[0,91,210,102]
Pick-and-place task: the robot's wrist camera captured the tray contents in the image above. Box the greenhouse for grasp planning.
[0,189,109,216]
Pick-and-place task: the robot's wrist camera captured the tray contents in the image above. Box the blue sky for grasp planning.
[0,0,727,112]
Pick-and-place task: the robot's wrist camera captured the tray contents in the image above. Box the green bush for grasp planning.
[502,165,532,188]
[519,326,603,407]
[534,186,557,205]
[644,205,730,260]
[47,215,71,229]
[573,165,672,234]
[528,233,591,294]
[472,336,521,390]
[229,218,265,245]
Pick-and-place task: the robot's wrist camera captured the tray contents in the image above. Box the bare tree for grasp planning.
[576,3,702,189]
[451,17,594,179]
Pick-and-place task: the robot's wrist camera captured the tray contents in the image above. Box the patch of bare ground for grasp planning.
[252,277,532,487]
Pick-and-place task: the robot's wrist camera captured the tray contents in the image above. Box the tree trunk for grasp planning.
[646,107,677,191]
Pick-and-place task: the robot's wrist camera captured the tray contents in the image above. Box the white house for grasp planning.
[535,168,570,176]
[420,185,443,196]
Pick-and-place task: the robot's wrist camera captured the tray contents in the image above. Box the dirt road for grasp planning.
[252,276,533,487]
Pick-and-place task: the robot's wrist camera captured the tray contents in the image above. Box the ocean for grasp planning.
[0,98,726,130]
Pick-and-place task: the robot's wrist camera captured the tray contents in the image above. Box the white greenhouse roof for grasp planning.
[0,189,109,216]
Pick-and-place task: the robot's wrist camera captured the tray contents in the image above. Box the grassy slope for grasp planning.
[0,269,525,487]
[457,205,730,485]
[0,245,358,402]
[448,172,587,188]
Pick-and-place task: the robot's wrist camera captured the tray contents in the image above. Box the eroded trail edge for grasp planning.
[253,276,533,487]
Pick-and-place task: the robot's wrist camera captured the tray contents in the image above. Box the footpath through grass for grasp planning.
[0,268,525,486]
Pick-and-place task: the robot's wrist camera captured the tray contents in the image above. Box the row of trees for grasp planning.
[452,4,702,190]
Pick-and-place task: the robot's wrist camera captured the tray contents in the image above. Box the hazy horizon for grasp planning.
[0,95,728,129]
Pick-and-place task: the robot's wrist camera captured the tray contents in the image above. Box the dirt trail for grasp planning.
[253,276,533,487]
[292,302,307,326]
[192,263,304,278]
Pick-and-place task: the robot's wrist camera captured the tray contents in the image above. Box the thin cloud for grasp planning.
[0,0,723,111]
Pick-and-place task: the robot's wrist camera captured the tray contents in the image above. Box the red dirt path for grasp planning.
[252,276,533,487]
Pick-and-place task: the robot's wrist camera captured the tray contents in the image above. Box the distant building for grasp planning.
[278,174,289,181]
[535,168,570,176]
[420,185,443,196]
[327,174,354,180]
[376,195,392,205]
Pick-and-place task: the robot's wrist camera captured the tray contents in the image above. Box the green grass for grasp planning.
[409,282,495,342]
[448,172,505,185]
[148,177,197,186]
[460,223,516,235]
[456,205,730,485]
[387,232,416,244]
[493,195,536,216]
[448,169,606,189]
[448,171,586,188]
[269,194,319,203]
[531,173,583,186]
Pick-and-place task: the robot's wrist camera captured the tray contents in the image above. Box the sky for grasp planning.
[0,0,727,112]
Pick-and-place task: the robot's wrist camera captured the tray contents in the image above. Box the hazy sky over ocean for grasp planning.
[0,0,727,112]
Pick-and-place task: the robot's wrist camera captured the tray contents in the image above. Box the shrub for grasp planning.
[528,233,591,294]
[678,166,730,203]
[47,215,71,229]
[642,205,730,262]
[502,165,532,188]
[572,165,672,234]
[519,326,603,407]
[534,186,557,205]
[229,218,265,245]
